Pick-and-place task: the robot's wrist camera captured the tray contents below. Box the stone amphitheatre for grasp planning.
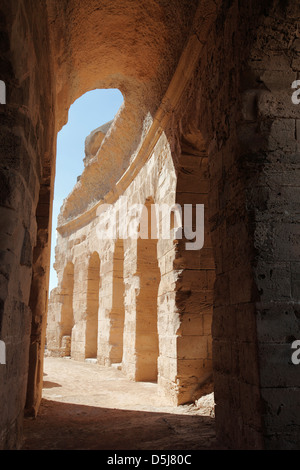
[0,0,300,451]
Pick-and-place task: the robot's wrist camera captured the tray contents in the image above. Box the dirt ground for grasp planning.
[22,357,220,450]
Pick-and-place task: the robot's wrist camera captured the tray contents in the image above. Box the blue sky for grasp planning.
[49,88,124,292]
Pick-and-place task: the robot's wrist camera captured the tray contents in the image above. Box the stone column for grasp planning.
[109,240,126,364]
[97,245,114,365]
[85,252,100,359]
[71,255,88,361]
[239,2,300,448]
[0,0,55,446]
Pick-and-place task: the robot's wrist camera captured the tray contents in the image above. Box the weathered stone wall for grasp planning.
[0,0,55,448]
[243,2,300,449]
[0,0,299,451]
[176,0,300,449]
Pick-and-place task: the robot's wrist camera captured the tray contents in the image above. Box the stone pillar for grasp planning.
[166,133,215,405]
[135,234,160,382]
[98,246,114,365]
[122,239,138,379]
[59,262,75,355]
[71,256,88,361]
[46,288,61,355]
[25,184,54,416]
[85,252,100,359]
[0,0,55,447]
[239,1,300,448]
[109,240,126,364]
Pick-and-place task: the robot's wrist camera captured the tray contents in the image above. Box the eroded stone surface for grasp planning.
[0,0,299,451]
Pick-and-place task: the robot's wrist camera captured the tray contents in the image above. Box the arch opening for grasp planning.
[49,88,124,295]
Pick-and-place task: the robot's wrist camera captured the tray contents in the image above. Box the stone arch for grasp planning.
[135,197,160,382]
[60,262,75,356]
[85,252,100,359]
